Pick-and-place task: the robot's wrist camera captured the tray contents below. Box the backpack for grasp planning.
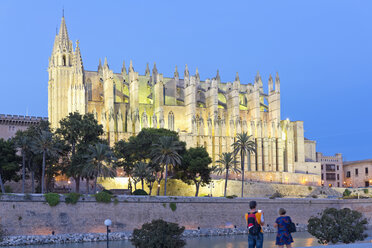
[247,211,261,235]
[287,218,296,233]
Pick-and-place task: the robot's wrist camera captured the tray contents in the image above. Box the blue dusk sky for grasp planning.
[0,0,371,161]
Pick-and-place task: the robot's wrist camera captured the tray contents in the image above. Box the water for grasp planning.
[15,232,323,248]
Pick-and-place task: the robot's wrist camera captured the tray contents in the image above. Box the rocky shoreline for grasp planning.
[0,225,308,246]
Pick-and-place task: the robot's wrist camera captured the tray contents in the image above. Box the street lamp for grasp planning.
[104,219,112,248]
[208,181,215,197]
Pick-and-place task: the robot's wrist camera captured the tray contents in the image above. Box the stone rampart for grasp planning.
[0,195,371,236]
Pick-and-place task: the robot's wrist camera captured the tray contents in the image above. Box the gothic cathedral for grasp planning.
[48,17,321,185]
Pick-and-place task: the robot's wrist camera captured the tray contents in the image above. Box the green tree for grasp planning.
[151,136,182,196]
[232,132,255,197]
[177,147,212,197]
[83,143,116,193]
[114,128,186,194]
[56,112,103,193]
[145,168,156,195]
[133,162,152,190]
[131,219,186,248]
[0,139,20,193]
[13,130,32,193]
[31,130,58,194]
[214,152,240,197]
[24,120,51,193]
[308,208,368,244]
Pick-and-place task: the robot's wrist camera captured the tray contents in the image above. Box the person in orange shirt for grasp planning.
[245,201,264,248]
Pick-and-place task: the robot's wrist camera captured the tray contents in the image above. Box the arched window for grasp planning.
[62,55,66,66]
[87,81,92,101]
[168,111,174,131]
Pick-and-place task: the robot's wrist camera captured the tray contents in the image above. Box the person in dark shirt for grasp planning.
[274,208,294,248]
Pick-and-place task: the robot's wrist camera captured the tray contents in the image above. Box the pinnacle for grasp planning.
[153,62,158,74]
[129,60,134,72]
[145,63,150,75]
[98,58,102,70]
[216,69,220,81]
[174,65,179,78]
[255,71,261,82]
[276,72,280,80]
[235,72,240,82]
[104,57,109,68]
[121,61,127,74]
[184,64,189,78]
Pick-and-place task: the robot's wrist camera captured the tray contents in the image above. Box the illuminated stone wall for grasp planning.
[48,17,321,185]
[0,195,371,235]
[99,178,322,197]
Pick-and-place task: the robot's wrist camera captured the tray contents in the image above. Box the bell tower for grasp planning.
[48,15,86,128]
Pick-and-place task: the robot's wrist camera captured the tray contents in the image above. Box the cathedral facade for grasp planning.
[48,17,321,185]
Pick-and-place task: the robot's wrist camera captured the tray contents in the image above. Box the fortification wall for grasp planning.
[0,195,370,236]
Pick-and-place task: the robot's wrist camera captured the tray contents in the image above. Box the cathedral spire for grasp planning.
[255,71,261,83]
[121,60,127,75]
[195,67,200,81]
[152,62,158,75]
[58,16,70,49]
[174,65,179,79]
[275,72,280,92]
[129,60,134,72]
[184,64,189,78]
[103,57,109,69]
[145,63,150,76]
[215,69,220,81]
[98,58,102,71]
[74,40,83,73]
[235,72,240,82]
[268,74,273,92]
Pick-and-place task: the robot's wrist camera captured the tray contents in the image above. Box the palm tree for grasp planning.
[31,130,57,194]
[83,143,116,193]
[214,152,241,197]
[14,131,32,194]
[232,132,256,197]
[151,136,182,196]
[133,162,152,190]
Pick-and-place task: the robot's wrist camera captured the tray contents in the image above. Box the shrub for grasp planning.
[169,202,177,212]
[94,192,112,203]
[131,219,186,248]
[65,193,81,205]
[225,195,238,199]
[4,185,12,193]
[114,198,119,205]
[343,189,351,197]
[44,193,60,207]
[102,189,113,195]
[307,208,367,244]
[270,191,283,199]
[132,189,148,195]
[363,189,368,194]
[311,195,318,198]
[308,186,313,191]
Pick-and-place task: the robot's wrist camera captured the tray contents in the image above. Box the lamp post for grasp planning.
[208,181,215,197]
[104,219,112,248]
